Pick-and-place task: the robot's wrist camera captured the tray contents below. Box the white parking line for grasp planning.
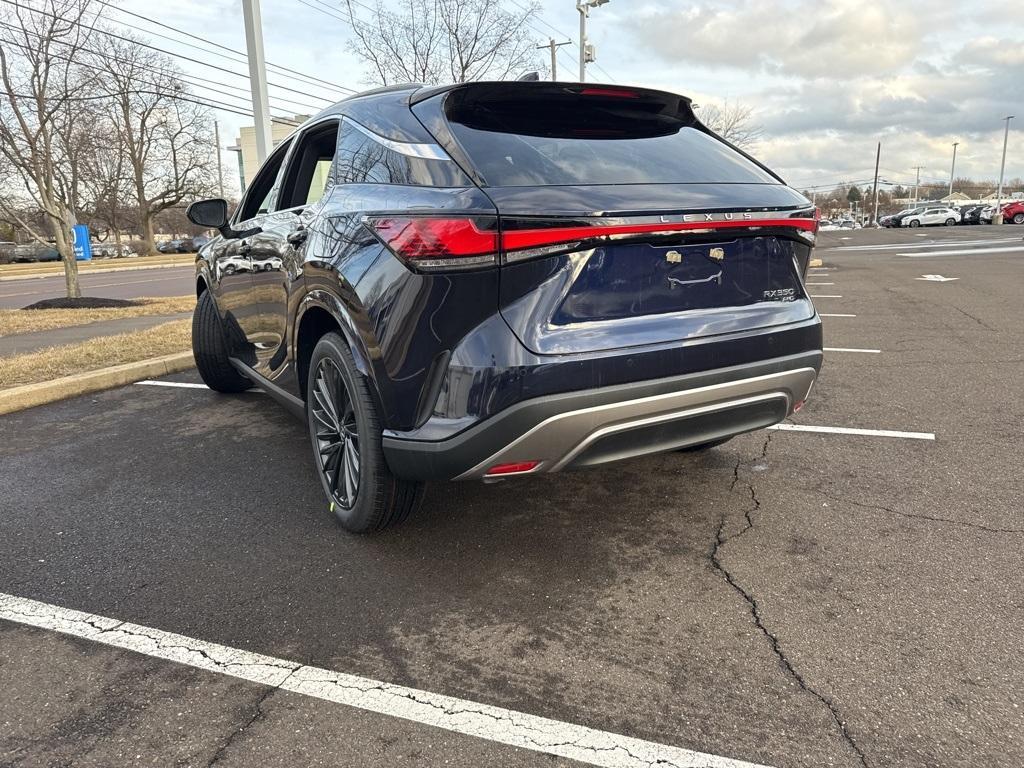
[834,238,1021,252]
[819,313,856,317]
[769,424,934,440]
[902,246,1024,258]
[809,295,842,298]
[136,380,209,389]
[805,282,834,285]
[0,592,772,768]
[823,347,881,353]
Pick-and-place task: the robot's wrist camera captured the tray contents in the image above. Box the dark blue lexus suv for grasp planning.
[186,81,823,532]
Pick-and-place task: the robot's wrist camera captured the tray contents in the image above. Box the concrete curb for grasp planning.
[0,261,194,282]
[0,351,194,416]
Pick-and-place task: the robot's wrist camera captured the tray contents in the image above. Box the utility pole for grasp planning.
[242,0,272,164]
[214,121,224,198]
[871,142,881,225]
[948,141,959,197]
[576,0,609,82]
[536,38,571,81]
[912,166,921,203]
[995,115,1014,225]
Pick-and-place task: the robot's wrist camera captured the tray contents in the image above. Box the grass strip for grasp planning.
[0,296,195,336]
[0,319,192,388]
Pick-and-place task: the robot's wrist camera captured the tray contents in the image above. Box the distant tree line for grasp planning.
[0,0,219,297]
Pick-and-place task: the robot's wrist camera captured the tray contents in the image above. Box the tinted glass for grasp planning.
[278,122,338,210]
[238,139,291,221]
[445,96,777,187]
[334,120,470,188]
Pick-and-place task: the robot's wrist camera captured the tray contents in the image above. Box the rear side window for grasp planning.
[443,86,777,187]
[334,119,470,188]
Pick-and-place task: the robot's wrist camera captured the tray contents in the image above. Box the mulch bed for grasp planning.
[21,297,142,311]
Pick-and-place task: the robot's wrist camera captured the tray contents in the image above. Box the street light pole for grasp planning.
[948,141,959,197]
[995,115,1014,224]
[242,0,272,164]
[575,0,609,82]
[214,121,224,198]
[913,166,921,204]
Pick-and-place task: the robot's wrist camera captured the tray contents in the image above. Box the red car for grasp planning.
[1001,200,1024,224]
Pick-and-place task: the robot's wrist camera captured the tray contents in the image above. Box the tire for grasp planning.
[908,219,920,228]
[945,218,956,226]
[306,332,424,533]
[191,290,252,393]
[1013,213,1024,225]
[676,436,733,452]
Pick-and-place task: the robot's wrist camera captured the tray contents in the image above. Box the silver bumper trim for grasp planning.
[456,367,817,479]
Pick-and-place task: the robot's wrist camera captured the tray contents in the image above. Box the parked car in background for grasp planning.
[980,205,997,224]
[12,243,60,262]
[186,81,823,532]
[177,235,211,252]
[0,241,16,264]
[958,204,985,225]
[90,241,135,258]
[901,206,960,227]
[157,239,183,253]
[882,207,924,227]
[999,200,1024,224]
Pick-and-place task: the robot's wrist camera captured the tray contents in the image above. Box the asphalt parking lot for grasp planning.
[0,265,195,309]
[1,226,1022,767]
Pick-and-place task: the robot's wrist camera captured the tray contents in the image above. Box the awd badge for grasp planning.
[709,247,725,261]
[665,250,683,263]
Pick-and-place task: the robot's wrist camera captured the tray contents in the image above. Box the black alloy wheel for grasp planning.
[305,332,424,533]
[310,357,360,511]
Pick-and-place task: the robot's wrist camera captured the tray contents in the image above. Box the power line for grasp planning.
[95,0,354,97]
[0,0,341,109]
[0,24,301,126]
[0,20,311,123]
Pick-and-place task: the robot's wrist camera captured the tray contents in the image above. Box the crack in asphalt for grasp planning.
[949,305,998,333]
[206,675,292,767]
[711,437,871,768]
[810,489,1024,534]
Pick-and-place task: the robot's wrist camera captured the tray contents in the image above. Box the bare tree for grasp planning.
[0,0,101,298]
[699,101,764,150]
[343,0,543,85]
[93,35,217,255]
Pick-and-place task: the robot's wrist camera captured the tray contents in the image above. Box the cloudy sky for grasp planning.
[115,0,1024,195]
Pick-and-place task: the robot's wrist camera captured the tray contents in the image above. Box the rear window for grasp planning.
[443,85,777,187]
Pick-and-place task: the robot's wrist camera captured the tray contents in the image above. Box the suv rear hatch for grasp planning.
[416,83,817,355]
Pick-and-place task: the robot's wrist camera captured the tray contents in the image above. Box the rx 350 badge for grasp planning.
[763,288,796,302]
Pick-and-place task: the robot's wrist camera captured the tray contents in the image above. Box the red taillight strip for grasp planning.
[501,218,818,252]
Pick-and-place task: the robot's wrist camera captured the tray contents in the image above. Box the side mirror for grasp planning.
[186,198,229,231]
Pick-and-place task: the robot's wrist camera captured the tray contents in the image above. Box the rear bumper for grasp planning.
[383,351,821,481]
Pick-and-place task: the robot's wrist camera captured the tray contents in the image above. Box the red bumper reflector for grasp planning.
[485,461,540,476]
[793,400,805,413]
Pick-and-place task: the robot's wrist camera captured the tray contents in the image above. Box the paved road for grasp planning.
[1,226,1022,767]
[0,265,195,309]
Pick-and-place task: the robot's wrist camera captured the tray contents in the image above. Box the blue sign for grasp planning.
[71,224,92,261]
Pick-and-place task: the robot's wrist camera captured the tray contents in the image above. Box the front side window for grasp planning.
[238,139,292,222]
[277,121,339,210]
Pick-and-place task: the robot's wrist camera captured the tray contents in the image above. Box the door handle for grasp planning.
[237,239,252,255]
[287,227,308,246]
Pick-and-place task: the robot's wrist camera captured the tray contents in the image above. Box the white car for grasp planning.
[901,206,960,227]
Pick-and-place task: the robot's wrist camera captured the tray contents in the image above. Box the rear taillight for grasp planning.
[367,212,818,271]
[367,217,498,270]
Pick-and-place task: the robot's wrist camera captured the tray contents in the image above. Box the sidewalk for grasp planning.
[0,313,191,356]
